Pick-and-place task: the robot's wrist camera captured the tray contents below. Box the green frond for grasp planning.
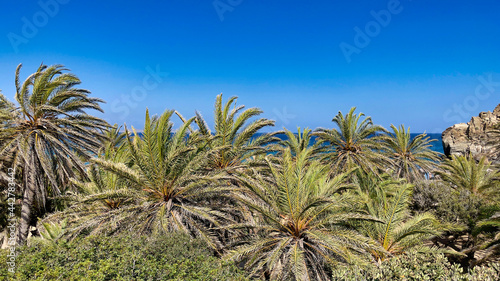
[436,154,500,197]
[225,148,375,279]
[314,107,389,176]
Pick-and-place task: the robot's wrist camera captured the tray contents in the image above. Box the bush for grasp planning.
[331,251,500,281]
[0,232,253,281]
[411,180,499,228]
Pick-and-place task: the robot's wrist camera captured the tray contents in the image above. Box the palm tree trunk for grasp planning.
[18,153,36,245]
[18,184,34,245]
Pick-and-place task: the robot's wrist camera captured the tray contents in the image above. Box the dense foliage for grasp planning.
[0,64,107,244]
[331,251,500,281]
[1,64,499,280]
[0,232,251,281]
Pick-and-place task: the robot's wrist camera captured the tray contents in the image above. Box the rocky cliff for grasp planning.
[442,104,500,162]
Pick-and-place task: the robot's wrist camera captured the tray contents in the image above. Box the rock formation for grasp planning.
[442,104,500,163]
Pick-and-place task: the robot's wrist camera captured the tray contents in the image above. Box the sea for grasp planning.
[416,133,444,154]
[136,132,445,154]
[269,133,444,154]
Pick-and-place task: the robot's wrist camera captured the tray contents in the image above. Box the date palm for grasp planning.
[43,125,139,240]
[79,109,235,250]
[177,93,277,174]
[470,212,500,266]
[383,125,441,182]
[355,178,439,261]
[69,125,132,209]
[226,148,377,280]
[0,64,107,245]
[0,93,17,186]
[314,107,389,175]
[277,127,320,160]
[436,154,500,197]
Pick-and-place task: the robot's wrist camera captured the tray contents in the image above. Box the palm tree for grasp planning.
[277,127,319,159]
[177,93,277,174]
[37,219,67,244]
[0,64,108,245]
[436,154,500,197]
[355,177,439,261]
[99,123,127,156]
[43,125,133,237]
[77,109,235,250]
[314,107,389,175]
[382,125,441,182]
[68,125,132,209]
[470,212,500,266]
[0,94,16,240]
[226,148,377,280]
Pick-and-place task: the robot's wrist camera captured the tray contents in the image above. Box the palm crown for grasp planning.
[315,107,388,175]
[0,64,107,244]
[436,154,500,197]
[84,109,236,249]
[383,124,441,182]
[354,175,439,261]
[178,93,276,174]
[227,147,376,280]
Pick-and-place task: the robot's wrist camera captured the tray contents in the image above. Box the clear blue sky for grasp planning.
[1,0,499,133]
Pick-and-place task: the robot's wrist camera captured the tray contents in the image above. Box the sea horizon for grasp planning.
[268,132,444,154]
[132,131,445,154]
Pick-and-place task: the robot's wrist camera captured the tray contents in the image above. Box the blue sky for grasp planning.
[1,0,499,133]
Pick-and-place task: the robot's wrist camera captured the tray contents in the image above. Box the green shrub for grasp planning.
[0,232,253,281]
[411,180,499,228]
[331,251,500,281]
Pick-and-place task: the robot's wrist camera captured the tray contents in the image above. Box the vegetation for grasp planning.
[436,154,500,197]
[1,64,499,280]
[0,232,252,281]
[314,107,388,175]
[331,251,500,281]
[413,181,500,268]
[177,93,276,174]
[226,148,375,280]
[0,64,108,245]
[382,125,440,182]
[354,177,439,261]
[278,127,318,158]
[56,109,236,250]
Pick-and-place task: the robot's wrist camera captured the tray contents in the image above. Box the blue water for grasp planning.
[421,133,443,154]
[268,133,444,154]
[136,132,444,154]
